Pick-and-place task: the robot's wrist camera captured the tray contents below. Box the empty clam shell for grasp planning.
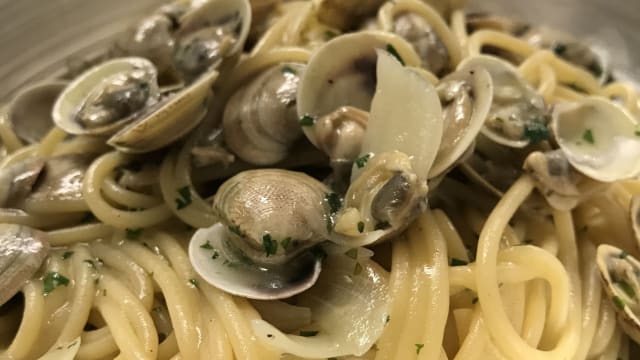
[551,97,640,182]
[6,81,67,144]
[0,224,50,306]
[596,244,640,344]
[53,57,160,137]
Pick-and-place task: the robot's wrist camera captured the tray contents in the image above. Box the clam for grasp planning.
[377,0,462,76]
[457,55,551,148]
[296,31,420,164]
[551,97,640,182]
[223,63,306,165]
[429,66,493,178]
[173,0,252,80]
[596,244,640,344]
[0,157,45,208]
[522,26,609,84]
[0,224,50,306]
[314,0,386,30]
[6,81,67,144]
[53,57,161,137]
[189,169,329,299]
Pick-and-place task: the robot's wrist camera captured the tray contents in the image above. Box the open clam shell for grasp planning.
[296,31,421,149]
[107,69,218,153]
[596,244,640,344]
[189,223,322,300]
[53,57,160,137]
[457,55,550,148]
[551,97,640,182]
[6,81,67,144]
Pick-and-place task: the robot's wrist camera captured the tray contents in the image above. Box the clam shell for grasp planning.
[551,97,640,182]
[53,57,160,136]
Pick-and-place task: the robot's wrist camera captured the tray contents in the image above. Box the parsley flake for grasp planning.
[353,262,363,275]
[635,130,640,137]
[354,153,371,169]
[472,297,479,304]
[612,295,625,310]
[385,315,390,324]
[582,129,595,144]
[175,186,193,210]
[617,280,636,299]
[415,343,425,354]
[324,30,338,40]
[299,115,315,127]
[386,44,405,65]
[200,241,214,250]
[345,248,358,259]
[619,250,629,259]
[126,228,143,240]
[552,43,567,55]
[262,233,278,257]
[325,192,342,215]
[189,279,199,288]
[357,221,365,233]
[280,237,292,250]
[523,121,550,143]
[450,258,468,266]
[43,272,70,295]
[62,251,74,260]
[211,250,219,259]
[299,330,319,337]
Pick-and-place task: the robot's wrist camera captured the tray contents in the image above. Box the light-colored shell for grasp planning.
[189,222,322,300]
[53,57,160,136]
[297,31,421,149]
[458,55,550,148]
[429,66,493,178]
[107,69,218,153]
[0,224,50,306]
[6,81,67,144]
[522,150,582,211]
[223,63,305,165]
[596,244,640,344]
[0,157,45,208]
[551,97,640,182]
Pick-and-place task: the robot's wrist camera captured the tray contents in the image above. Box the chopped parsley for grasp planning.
[617,280,636,299]
[200,241,214,250]
[280,237,292,250]
[211,250,219,260]
[262,233,278,257]
[619,250,629,259]
[386,44,405,66]
[523,121,550,143]
[62,251,74,260]
[325,30,338,40]
[345,248,358,259]
[552,43,567,55]
[354,153,371,169]
[357,221,365,233]
[299,115,315,127]
[281,65,297,75]
[385,315,391,324]
[450,258,468,266]
[635,130,640,137]
[43,272,70,295]
[189,279,199,288]
[353,262,363,275]
[612,295,625,310]
[175,186,192,210]
[325,192,342,215]
[582,129,595,144]
[299,330,319,337]
[472,297,479,304]
[126,228,143,240]
[415,343,425,354]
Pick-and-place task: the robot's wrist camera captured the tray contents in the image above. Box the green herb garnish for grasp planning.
[126,228,143,240]
[450,258,468,266]
[354,153,371,169]
[62,251,74,260]
[617,280,636,299]
[472,297,479,304]
[175,186,192,210]
[262,233,278,257]
[43,272,70,295]
[299,330,319,337]
[345,248,358,259]
[612,295,625,310]
[415,343,425,354]
[325,30,338,40]
[619,250,629,259]
[385,315,390,324]
[552,43,567,55]
[582,129,595,144]
[386,44,405,65]
[353,262,363,275]
[357,221,365,233]
[211,250,219,260]
[325,192,342,215]
[200,241,214,250]
[189,279,199,288]
[523,121,550,143]
[280,237,292,250]
[299,115,315,127]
